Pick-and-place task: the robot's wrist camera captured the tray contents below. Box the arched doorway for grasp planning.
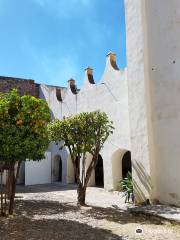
[95,155,104,187]
[122,151,132,179]
[53,155,62,182]
[111,149,132,190]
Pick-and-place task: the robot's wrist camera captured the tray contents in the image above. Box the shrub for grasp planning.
[120,172,134,203]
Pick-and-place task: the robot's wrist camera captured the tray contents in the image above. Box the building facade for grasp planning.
[1,0,180,207]
[40,52,130,191]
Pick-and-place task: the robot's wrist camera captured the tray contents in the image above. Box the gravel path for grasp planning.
[0,183,180,240]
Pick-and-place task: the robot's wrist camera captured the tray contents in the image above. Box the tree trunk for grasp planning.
[7,168,13,199]
[77,184,86,206]
[8,167,15,215]
[8,161,21,215]
[0,169,4,216]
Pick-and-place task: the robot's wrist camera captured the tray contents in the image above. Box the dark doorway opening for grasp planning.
[53,155,62,182]
[75,156,80,183]
[95,155,104,187]
[122,151,132,179]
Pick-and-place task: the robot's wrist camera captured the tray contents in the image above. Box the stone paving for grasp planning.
[0,183,180,240]
[18,183,180,223]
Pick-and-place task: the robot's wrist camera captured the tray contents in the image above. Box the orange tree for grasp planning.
[48,111,114,206]
[0,89,51,215]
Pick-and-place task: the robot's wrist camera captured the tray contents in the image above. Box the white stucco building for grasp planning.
[2,0,180,207]
[39,52,131,192]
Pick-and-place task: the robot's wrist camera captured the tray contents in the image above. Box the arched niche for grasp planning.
[112,149,132,190]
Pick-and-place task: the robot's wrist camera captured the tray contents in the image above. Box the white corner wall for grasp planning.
[144,0,180,206]
[125,0,180,206]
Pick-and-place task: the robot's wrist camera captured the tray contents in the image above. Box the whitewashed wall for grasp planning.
[125,0,180,206]
[125,0,153,203]
[25,152,51,185]
[144,0,180,206]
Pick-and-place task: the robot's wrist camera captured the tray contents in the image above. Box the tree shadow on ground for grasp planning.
[13,199,172,226]
[130,204,180,215]
[0,216,124,240]
[14,199,79,217]
[85,205,167,225]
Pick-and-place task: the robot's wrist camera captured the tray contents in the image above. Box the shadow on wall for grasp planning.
[132,160,152,204]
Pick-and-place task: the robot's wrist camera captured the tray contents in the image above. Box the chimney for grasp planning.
[67,78,77,94]
[106,52,119,70]
[84,66,95,84]
[68,78,76,87]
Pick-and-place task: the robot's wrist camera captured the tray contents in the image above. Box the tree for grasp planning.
[0,89,51,215]
[48,111,114,206]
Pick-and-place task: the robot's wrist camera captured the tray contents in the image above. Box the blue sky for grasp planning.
[0,0,126,87]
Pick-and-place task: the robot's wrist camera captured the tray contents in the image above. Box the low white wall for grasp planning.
[25,152,51,185]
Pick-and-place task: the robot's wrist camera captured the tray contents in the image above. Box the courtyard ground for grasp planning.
[0,183,180,240]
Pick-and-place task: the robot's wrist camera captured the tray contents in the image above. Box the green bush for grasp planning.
[120,172,134,203]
